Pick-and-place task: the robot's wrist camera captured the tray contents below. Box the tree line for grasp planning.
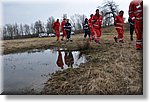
[2,14,88,40]
[2,0,121,40]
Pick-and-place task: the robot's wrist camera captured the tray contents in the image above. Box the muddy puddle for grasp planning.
[2,49,87,94]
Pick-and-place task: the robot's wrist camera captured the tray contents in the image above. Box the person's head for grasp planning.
[90,14,93,18]
[63,18,66,21]
[85,18,88,23]
[119,10,124,17]
[66,19,69,22]
[96,9,99,15]
[56,19,59,22]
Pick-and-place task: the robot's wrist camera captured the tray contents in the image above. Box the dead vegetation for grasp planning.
[41,34,143,95]
[2,25,142,95]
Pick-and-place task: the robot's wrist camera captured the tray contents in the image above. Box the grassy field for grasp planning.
[40,33,143,95]
[2,25,143,95]
[2,34,94,54]
[2,24,129,55]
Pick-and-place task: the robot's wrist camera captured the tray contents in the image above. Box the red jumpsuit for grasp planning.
[53,21,60,41]
[88,16,95,41]
[114,15,124,43]
[56,51,64,69]
[61,20,66,39]
[92,14,102,43]
[129,0,143,49]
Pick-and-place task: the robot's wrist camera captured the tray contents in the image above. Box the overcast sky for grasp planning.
[2,0,131,25]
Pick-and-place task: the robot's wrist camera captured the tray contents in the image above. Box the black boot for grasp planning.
[114,36,118,43]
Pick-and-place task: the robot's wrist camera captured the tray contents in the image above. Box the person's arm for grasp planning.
[91,16,96,24]
[64,24,66,30]
[99,16,103,26]
[69,23,72,31]
[129,2,135,22]
[52,22,55,29]
[114,16,117,26]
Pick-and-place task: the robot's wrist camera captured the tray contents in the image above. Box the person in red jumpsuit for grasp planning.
[61,18,67,41]
[114,10,124,43]
[56,50,64,69]
[53,19,60,41]
[129,0,143,50]
[88,14,95,41]
[92,9,103,44]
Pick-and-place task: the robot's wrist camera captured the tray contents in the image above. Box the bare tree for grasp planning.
[70,14,86,32]
[98,0,119,26]
[5,24,14,39]
[46,16,55,34]
[34,20,45,35]
[13,23,19,37]
[24,24,30,35]
[62,14,67,19]
[19,24,24,36]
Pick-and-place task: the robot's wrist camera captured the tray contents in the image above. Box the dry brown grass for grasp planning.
[41,34,143,95]
[2,27,142,95]
[2,34,84,54]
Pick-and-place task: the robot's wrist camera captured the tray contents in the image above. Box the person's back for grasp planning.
[61,20,66,30]
[53,19,60,41]
[83,21,90,31]
[61,19,67,40]
[64,22,71,31]
[83,18,90,38]
[53,21,60,30]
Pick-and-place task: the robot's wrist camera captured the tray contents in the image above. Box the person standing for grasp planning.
[92,9,103,44]
[128,17,135,41]
[129,0,143,50]
[88,14,95,41]
[53,19,60,41]
[114,10,125,43]
[64,19,72,41]
[61,18,67,41]
[83,18,90,39]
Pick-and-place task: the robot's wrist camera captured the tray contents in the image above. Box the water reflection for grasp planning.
[56,50,79,69]
[3,49,87,94]
[56,50,64,69]
[64,51,74,68]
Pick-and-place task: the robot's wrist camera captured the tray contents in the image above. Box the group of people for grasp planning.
[114,0,143,50]
[52,18,72,42]
[83,9,103,44]
[52,0,143,50]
